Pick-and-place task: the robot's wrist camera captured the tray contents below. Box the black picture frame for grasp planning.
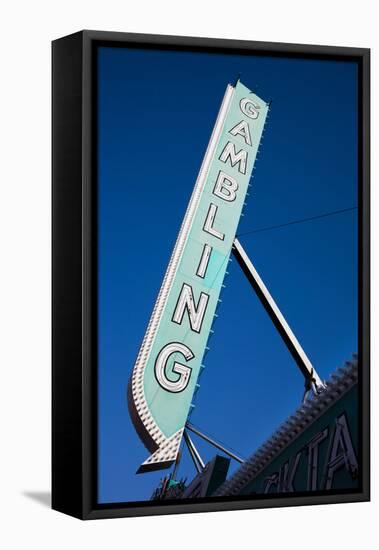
[52,30,370,520]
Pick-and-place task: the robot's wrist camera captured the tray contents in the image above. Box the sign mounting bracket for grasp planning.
[186,422,245,464]
[232,238,325,395]
[183,430,205,473]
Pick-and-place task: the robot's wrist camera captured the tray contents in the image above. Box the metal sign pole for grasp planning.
[186,422,245,464]
[232,238,325,394]
[183,430,205,473]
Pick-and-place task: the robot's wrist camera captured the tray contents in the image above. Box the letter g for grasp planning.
[154,342,194,393]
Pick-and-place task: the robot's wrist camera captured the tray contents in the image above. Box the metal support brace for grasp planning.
[232,238,325,395]
[172,447,182,479]
[186,422,245,464]
[183,430,205,473]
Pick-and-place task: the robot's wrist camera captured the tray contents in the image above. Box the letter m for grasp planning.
[219,141,247,174]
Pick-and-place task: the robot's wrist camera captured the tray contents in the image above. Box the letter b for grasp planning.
[213,170,238,202]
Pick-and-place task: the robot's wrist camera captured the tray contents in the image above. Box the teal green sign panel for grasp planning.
[128,81,269,472]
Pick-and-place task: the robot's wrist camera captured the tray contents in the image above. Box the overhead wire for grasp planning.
[237,206,357,238]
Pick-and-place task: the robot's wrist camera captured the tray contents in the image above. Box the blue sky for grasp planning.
[97,45,358,503]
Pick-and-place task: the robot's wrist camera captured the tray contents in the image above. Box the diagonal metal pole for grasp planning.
[171,445,182,479]
[232,238,325,394]
[186,422,245,464]
[183,430,205,473]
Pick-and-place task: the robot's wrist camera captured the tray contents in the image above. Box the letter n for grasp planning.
[172,283,209,333]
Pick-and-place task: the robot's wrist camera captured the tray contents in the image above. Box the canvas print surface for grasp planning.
[97,45,359,504]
